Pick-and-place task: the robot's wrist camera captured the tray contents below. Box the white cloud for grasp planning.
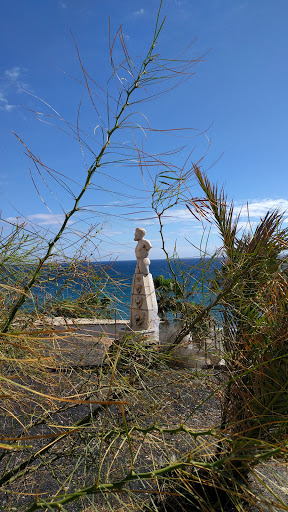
[234,198,288,219]
[4,103,15,112]
[5,213,74,227]
[0,66,28,111]
[0,91,7,103]
[4,66,21,81]
[0,89,15,111]
[58,1,67,8]
[134,8,144,16]
[162,208,199,223]
[101,228,124,237]
[4,217,25,226]
[145,199,288,227]
[234,220,257,231]
[28,213,67,226]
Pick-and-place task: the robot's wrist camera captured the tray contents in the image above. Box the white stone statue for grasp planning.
[118,226,159,341]
[134,227,152,276]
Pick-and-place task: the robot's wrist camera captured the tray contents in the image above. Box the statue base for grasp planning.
[116,271,159,344]
[130,272,159,332]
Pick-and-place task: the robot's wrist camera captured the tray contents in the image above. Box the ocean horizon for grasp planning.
[25,258,220,319]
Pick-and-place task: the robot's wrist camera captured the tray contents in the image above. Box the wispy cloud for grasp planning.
[133,8,144,16]
[168,0,183,7]
[234,198,288,218]
[4,66,21,81]
[162,207,198,223]
[234,220,257,230]
[3,66,28,92]
[28,213,67,226]
[151,199,288,226]
[0,90,15,111]
[0,66,29,112]
[101,228,125,237]
[5,213,74,227]
[58,1,67,8]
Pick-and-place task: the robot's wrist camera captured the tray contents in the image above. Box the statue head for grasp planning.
[134,227,146,241]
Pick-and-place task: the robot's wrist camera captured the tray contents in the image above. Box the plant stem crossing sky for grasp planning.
[1,0,287,260]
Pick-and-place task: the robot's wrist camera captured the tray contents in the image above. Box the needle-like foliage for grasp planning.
[1,3,287,511]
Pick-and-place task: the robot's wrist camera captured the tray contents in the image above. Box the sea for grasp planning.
[28,258,220,319]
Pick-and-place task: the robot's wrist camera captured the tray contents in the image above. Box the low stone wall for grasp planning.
[33,317,224,369]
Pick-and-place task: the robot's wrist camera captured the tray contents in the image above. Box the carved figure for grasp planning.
[134,227,152,276]
[135,297,143,308]
[135,313,144,325]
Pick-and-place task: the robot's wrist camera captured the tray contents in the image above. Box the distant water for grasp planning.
[22,258,220,319]
[104,258,219,318]
[98,258,205,318]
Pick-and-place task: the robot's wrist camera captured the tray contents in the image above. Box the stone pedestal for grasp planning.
[123,271,159,343]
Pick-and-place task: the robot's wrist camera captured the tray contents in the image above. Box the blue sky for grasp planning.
[1,0,288,260]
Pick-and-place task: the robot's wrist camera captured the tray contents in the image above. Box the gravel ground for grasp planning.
[0,322,287,512]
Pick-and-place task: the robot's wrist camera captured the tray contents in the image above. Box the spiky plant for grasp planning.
[195,167,288,482]
[149,169,288,512]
